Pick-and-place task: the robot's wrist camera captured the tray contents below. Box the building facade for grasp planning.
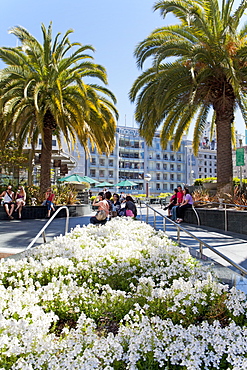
[71,126,188,194]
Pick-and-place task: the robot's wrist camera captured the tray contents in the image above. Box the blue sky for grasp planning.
[0,0,245,138]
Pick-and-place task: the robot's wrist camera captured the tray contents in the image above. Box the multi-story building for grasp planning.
[71,126,188,194]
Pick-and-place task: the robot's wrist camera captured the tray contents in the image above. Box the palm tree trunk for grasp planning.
[40,126,53,195]
[215,107,234,194]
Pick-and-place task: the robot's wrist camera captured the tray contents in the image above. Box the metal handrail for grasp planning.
[141,201,247,277]
[25,206,69,250]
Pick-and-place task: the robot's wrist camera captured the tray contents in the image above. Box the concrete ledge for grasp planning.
[0,204,91,220]
[184,208,247,235]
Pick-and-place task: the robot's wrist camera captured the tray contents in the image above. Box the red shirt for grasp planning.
[177,191,183,204]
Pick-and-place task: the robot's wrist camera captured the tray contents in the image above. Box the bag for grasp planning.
[96,210,107,221]
[126,209,134,217]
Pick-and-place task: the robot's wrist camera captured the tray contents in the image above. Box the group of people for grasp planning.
[0,185,26,219]
[164,185,194,223]
[90,191,137,225]
[0,185,56,220]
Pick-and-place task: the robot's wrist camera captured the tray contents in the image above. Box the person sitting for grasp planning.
[45,188,55,218]
[15,185,26,219]
[125,195,137,218]
[105,191,113,219]
[90,210,107,226]
[90,192,110,224]
[164,188,178,217]
[0,185,15,219]
[111,193,121,217]
[176,188,194,224]
[171,185,184,221]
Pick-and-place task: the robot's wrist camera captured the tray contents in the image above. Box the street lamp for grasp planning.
[144,173,151,199]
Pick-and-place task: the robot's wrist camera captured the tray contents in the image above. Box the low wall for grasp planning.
[184,208,247,235]
[0,204,91,220]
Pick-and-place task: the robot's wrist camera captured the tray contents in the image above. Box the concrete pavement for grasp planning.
[1,204,247,292]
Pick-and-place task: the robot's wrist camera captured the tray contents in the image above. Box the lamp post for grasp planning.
[144,173,151,199]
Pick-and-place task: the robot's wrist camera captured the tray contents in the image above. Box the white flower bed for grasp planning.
[0,218,247,369]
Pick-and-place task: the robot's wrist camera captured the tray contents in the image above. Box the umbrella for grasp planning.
[81,176,100,185]
[115,179,138,187]
[97,181,114,188]
[58,174,99,185]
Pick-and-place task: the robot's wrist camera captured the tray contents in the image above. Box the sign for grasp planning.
[236,148,245,166]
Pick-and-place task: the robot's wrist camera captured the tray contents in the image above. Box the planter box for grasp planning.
[0,204,91,220]
[184,207,247,235]
[203,183,217,190]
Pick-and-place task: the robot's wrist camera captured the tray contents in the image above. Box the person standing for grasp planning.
[0,185,15,219]
[171,185,184,221]
[15,185,26,219]
[45,188,55,218]
[176,188,194,223]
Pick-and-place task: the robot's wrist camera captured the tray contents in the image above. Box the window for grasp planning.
[90,169,96,177]
[163,173,167,180]
[99,159,105,166]
[157,173,160,180]
[204,161,207,166]
[170,164,174,171]
[170,143,174,151]
[99,170,104,177]
[170,174,174,180]
[204,168,207,172]
[177,164,181,171]
[199,167,202,172]
[109,170,113,178]
[170,184,174,190]
[209,168,212,173]
[163,163,167,170]
[170,154,175,161]
[156,163,160,170]
[163,184,167,190]
[109,159,113,167]
[177,174,181,181]
[163,154,168,160]
[204,155,207,158]
[156,183,160,190]
[91,158,96,165]
[177,155,181,161]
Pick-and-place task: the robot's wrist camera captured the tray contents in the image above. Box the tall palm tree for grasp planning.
[0,23,118,194]
[130,0,247,192]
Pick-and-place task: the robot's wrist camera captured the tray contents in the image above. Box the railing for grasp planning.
[25,206,69,250]
[139,201,247,277]
[193,200,247,232]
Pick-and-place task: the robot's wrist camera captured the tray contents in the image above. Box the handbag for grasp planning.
[126,209,134,217]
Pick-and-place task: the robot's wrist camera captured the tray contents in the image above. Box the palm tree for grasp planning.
[130,0,247,192]
[0,23,118,194]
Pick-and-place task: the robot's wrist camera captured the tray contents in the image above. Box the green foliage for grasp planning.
[0,23,118,191]
[53,184,78,205]
[194,177,217,186]
[130,0,247,186]
[0,140,28,170]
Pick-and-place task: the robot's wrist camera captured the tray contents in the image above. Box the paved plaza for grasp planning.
[1,204,247,291]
